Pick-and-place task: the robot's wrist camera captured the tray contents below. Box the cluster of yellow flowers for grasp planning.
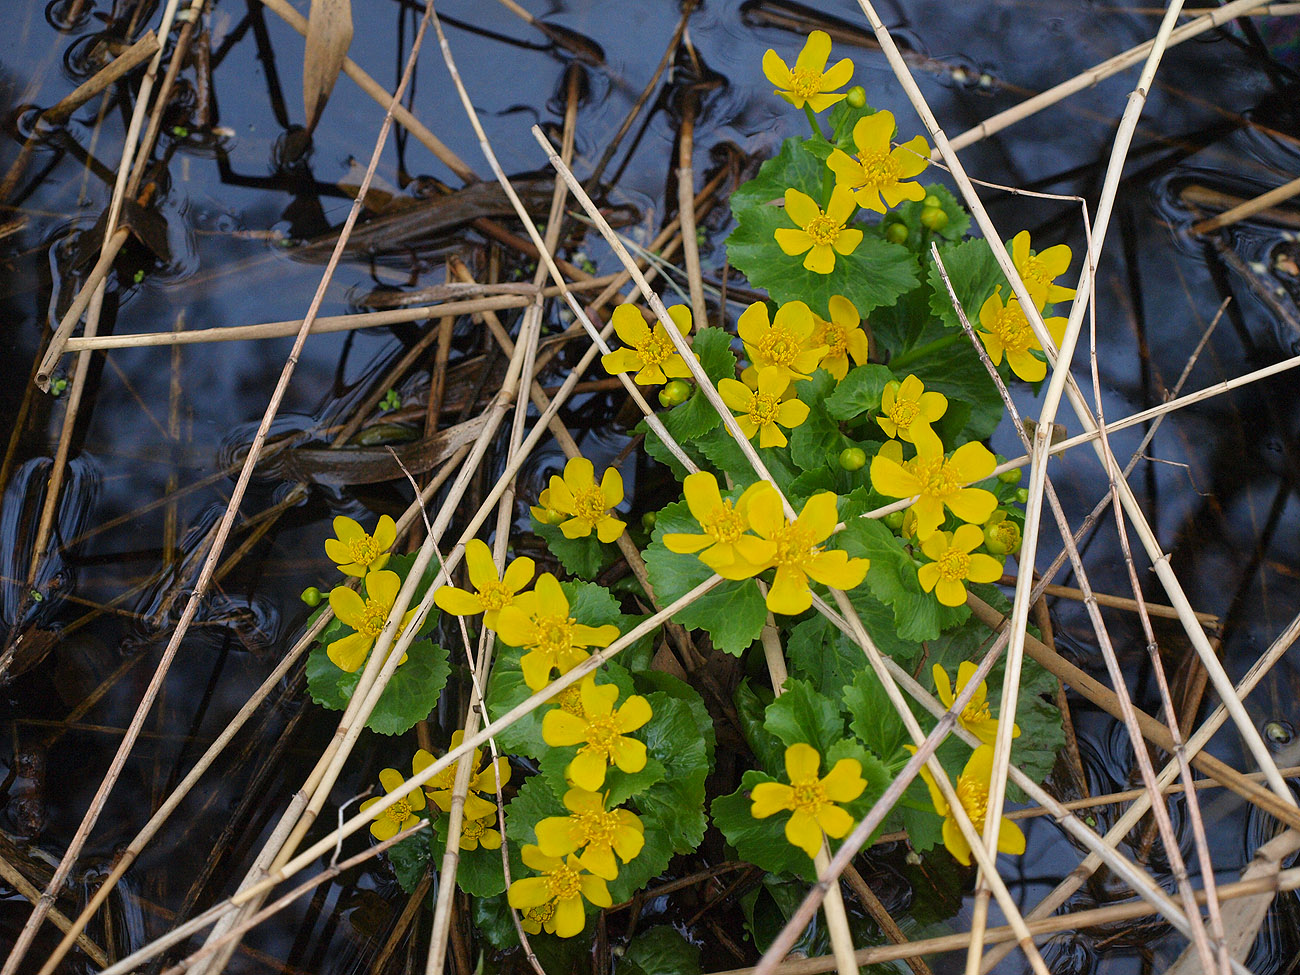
[427,525,652,938]
[320,515,414,673]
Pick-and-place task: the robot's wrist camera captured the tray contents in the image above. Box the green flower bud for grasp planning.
[846,86,867,109]
[997,466,1023,485]
[641,511,657,532]
[1015,487,1030,504]
[883,511,905,531]
[300,586,323,607]
[838,446,867,472]
[658,379,691,408]
[920,206,948,232]
[983,512,1021,556]
[884,221,909,244]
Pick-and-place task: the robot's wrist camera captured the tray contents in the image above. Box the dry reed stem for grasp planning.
[1191,173,1300,234]
[0,853,108,967]
[677,92,709,329]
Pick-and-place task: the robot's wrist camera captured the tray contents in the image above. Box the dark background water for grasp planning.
[3,0,1300,972]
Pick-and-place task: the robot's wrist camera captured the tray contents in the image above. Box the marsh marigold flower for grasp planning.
[457,809,503,852]
[1011,230,1076,309]
[827,110,930,213]
[415,730,512,821]
[433,538,534,630]
[934,661,1019,747]
[663,471,777,578]
[508,845,612,939]
[542,456,627,543]
[762,30,854,112]
[542,676,651,791]
[601,304,695,386]
[325,514,395,577]
[751,743,866,858]
[983,511,1022,556]
[747,490,869,615]
[877,375,946,454]
[774,186,863,274]
[496,573,619,690]
[918,744,1025,866]
[738,300,827,384]
[535,787,645,881]
[811,295,870,380]
[869,440,998,539]
[360,766,425,841]
[917,524,1004,607]
[327,570,416,673]
[976,288,1067,383]
[719,367,810,449]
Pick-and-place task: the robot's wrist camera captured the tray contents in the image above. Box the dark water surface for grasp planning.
[3,1,1300,972]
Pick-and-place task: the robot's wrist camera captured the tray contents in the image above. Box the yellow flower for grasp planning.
[869,440,997,539]
[433,538,535,629]
[457,810,503,852]
[663,471,777,578]
[496,573,620,690]
[327,570,416,672]
[810,295,870,380]
[529,486,564,526]
[718,367,810,449]
[774,186,863,274]
[737,299,827,384]
[600,304,695,386]
[918,745,1025,866]
[877,375,947,454]
[325,514,395,577]
[976,288,1067,383]
[542,456,627,543]
[508,845,612,939]
[982,510,1022,556]
[746,490,870,616]
[414,730,512,820]
[827,110,930,213]
[542,676,652,791]
[917,524,1004,607]
[535,787,645,881]
[761,30,854,112]
[750,743,866,858]
[521,902,555,935]
[359,765,426,841]
[934,661,1019,747]
[1011,230,1076,309]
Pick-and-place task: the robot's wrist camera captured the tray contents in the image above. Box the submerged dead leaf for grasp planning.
[303,0,353,133]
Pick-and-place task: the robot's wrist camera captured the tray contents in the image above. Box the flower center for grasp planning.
[805,213,841,246]
[911,455,961,500]
[936,548,971,582]
[573,806,618,847]
[463,817,488,841]
[582,714,624,756]
[1021,254,1051,287]
[573,485,610,525]
[526,903,555,926]
[545,860,584,901]
[536,615,577,653]
[477,580,513,612]
[358,597,393,637]
[962,700,992,725]
[817,322,848,359]
[887,399,920,430]
[790,775,828,814]
[771,522,817,572]
[854,148,899,189]
[701,500,746,544]
[956,771,990,826]
[748,391,781,427]
[989,304,1034,355]
[637,329,674,366]
[757,327,803,369]
[347,533,380,565]
[387,797,412,823]
[556,685,585,717]
[990,521,1018,550]
[789,66,822,99]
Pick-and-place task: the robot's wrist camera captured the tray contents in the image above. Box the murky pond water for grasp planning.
[3,1,1300,972]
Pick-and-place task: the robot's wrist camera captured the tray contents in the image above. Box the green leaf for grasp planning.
[927,236,1005,330]
[727,137,919,317]
[784,615,860,705]
[902,794,945,853]
[471,894,518,950]
[825,737,892,826]
[387,829,432,894]
[560,579,624,627]
[893,183,971,242]
[657,327,737,442]
[530,515,609,579]
[633,693,711,855]
[824,363,896,421]
[712,770,815,878]
[844,668,909,765]
[607,805,675,904]
[633,670,716,765]
[763,678,844,756]
[482,645,547,759]
[306,637,449,736]
[787,370,849,471]
[734,679,784,771]
[504,772,567,849]
[642,500,767,656]
[620,925,703,975]
[432,814,506,898]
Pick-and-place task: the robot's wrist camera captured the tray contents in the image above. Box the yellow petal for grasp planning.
[821,758,866,802]
[917,562,941,595]
[750,781,795,818]
[784,187,821,228]
[463,538,497,593]
[533,572,568,614]
[1007,348,1046,382]
[682,470,723,522]
[869,453,919,500]
[600,466,624,509]
[946,487,998,526]
[602,347,645,376]
[332,515,364,543]
[997,817,1026,856]
[774,227,813,257]
[784,808,823,858]
[891,135,931,179]
[597,515,628,545]
[762,49,794,89]
[806,549,868,592]
[784,742,821,782]
[821,57,853,92]
[803,243,835,274]
[501,556,535,593]
[568,749,609,791]
[795,29,831,73]
[507,876,551,910]
[934,577,967,606]
[933,665,955,708]
[736,301,770,348]
[542,710,588,748]
[580,873,613,908]
[852,110,895,155]
[776,398,810,430]
[943,816,973,866]
[610,736,648,774]
[327,632,372,673]
[880,179,927,208]
[610,303,653,347]
[667,303,694,337]
[832,228,862,256]
[329,586,366,628]
[967,553,1004,584]
[615,694,653,733]
[366,569,401,608]
[816,803,854,839]
[718,377,754,413]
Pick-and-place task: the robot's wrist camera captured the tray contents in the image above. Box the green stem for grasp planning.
[803,103,822,140]
[888,332,964,371]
